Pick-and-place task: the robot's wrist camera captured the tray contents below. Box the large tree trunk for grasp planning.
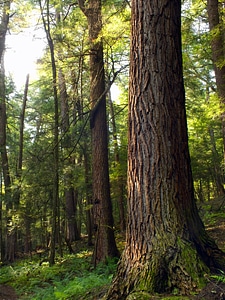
[106,1,225,298]
[78,0,119,265]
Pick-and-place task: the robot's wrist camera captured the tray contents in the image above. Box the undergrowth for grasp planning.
[0,250,118,299]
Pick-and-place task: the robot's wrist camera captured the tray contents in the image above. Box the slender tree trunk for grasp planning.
[14,74,29,205]
[5,227,17,262]
[58,67,81,243]
[0,3,8,134]
[24,210,32,254]
[0,173,3,261]
[65,188,80,241]
[76,46,93,246]
[207,0,225,162]
[0,1,11,206]
[39,0,61,265]
[106,1,225,298]
[108,91,126,232]
[83,147,93,246]
[18,75,29,174]
[78,0,119,265]
[209,127,225,195]
[0,1,14,263]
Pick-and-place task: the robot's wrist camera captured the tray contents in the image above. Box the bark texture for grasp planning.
[79,0,119,265]
[58,68,80,242]
[106,0,225,299]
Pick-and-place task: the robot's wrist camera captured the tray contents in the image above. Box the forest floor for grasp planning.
[1,198,225,300]
[0,284,18,300]
[193,197,225,300]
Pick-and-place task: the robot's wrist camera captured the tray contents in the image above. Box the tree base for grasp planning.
[105,238,209,299]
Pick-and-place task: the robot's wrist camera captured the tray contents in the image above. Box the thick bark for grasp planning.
[106,1,225,298]
[79,0,119,265]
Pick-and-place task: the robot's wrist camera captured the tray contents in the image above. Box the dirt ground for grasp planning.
[0,284,18,300]
[1,209,225,299]
[195,280,225,300]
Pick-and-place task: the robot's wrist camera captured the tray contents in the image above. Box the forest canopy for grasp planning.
[1,0,225,298]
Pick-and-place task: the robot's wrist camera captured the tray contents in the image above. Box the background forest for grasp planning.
[1,0,225,298]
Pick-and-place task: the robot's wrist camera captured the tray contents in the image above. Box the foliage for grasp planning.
[1,0,225,297]
[210,272,225,283]
[198,196,225,228]
[182,0,225,201]
[0,251,118,299]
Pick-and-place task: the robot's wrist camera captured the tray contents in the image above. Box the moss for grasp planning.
[177,238,208,289]
[126,292,191,300]
[134,256,166,293]
[160,297,190,300]
[127,238,208,297]
[126,291,155,299]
